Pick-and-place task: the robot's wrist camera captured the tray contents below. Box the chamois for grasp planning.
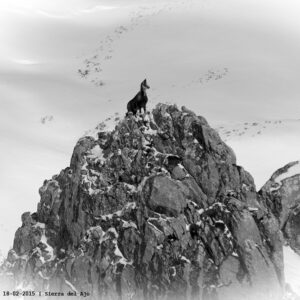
[127,79,150,115]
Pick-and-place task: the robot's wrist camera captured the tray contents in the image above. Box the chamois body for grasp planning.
[127,79,150,115]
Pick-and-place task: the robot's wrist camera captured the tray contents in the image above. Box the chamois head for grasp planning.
[141,79,150,90]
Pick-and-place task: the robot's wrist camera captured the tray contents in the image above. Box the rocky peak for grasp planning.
[1,104,284,300]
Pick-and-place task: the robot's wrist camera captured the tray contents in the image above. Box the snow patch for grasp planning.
[125,202,137,210]
[122,220,137,229]
[83,114,120,139]
[147,220,163,234]
[87,145,105,164]
[33,222,45,229]
[113,239,132,266]
[170,266,176,277]
[180,255,191,264]
[123,183,137,193]
[64,280,78,293]
[145,127,158,135]
[40,232,55,261]
[101,202,137,221]
[197,208,204,215]
[248,207,258,212]
[101,210,122,220]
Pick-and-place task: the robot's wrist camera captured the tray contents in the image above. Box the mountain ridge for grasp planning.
[0,103,286,300]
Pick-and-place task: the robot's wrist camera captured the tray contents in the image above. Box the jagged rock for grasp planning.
[260,161,300,255]
[1,104,284,300]
[13,212,33,255]
[38,178,62,227]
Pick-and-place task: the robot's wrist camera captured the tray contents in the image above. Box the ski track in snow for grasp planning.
[78,0,225,89]
[216,118,300,143]
[78,3,174,84]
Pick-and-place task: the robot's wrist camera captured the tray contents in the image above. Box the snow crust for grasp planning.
[269,161,300,192]
[274,161,300,184]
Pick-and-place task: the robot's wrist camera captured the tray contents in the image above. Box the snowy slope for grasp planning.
[284,246,300,296]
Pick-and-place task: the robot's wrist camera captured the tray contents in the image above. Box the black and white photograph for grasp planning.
[0,0,300,299]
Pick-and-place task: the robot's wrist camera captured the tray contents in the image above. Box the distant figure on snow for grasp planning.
[127,79,150,115]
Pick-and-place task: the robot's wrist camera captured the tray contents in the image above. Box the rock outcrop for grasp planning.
[260,161,300,255]
[1,104,284,300]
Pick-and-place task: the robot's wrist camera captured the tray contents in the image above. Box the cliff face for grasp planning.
[260,161,300,255]
[1,104,284,300]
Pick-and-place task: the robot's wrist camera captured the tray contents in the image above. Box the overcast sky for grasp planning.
[0,0,300,259]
